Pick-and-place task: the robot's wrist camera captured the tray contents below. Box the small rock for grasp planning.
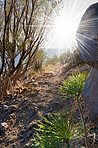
[31,107,39,115]
[30,82,38,87]
[19,134,23,139]
[38,81,45,85]
[34,106,39,111]
[47,106,53,112]
[0,122,8,132]
[10,113,15,118]
[21,138,25,142]
[38,105,44,109]
[27,130,33,137]
[12,143,16,148]
[32,79,35,82]
[66,72,70,76]
[28,121,38,129]
[24,98,28,101]
[19,113,25,117]
[3,105,9,111]
[9,105,18,112]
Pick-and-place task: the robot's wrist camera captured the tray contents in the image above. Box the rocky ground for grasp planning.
[0,63,98,148]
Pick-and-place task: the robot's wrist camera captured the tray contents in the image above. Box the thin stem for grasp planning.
[76,96,89,148]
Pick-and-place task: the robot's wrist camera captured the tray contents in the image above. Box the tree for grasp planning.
[27,48,46,73]
[0,0,63,96]
[58,51,72,65]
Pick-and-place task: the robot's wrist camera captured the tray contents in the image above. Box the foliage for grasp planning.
[60,72,89,98]
[44,55,59,66]
[28,48,46,72]
[31,73,89,148]
[44,51,72,67]
[43,50,80,67]
[32,111,83,148]
[58,51,72,65]
[60,72,89,147]
[0,0,63,96]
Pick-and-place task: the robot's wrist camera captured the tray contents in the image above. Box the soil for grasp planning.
[0,63,97,148]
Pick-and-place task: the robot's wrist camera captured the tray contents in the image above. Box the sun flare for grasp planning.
[44,0,98,58]
[54,15,78,48]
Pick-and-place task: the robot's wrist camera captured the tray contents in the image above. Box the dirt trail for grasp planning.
[0,63,92,148]
[0,64,67,148]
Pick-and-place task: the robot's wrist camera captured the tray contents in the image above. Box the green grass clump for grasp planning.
[32,111,83,148]
[60,72,88,98]
[60,72,89,147]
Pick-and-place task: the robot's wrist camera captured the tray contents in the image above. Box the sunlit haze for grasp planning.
[44,0,98,57]
[54,14,78,48]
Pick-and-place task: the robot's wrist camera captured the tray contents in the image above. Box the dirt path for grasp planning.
[0,64,67,148]
[0,63,92,148]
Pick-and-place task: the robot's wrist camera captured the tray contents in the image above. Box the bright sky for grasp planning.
[44,0,98,57]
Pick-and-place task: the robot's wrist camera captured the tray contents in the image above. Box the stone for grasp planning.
[8,105,18,112]
[27,121,38,129]
[3,105,9,111]
[30,82,38,87]
[76,3,98,126]
[27,130,33,137]
[10,113,15,118]
[21,138,25,142]
[38,81,45,85]
[0,122,8,132]
[76,2,98,69]
[12,143,16,148]
[82,68,98,125]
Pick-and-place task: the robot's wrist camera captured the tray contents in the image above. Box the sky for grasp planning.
[43,0,98,57]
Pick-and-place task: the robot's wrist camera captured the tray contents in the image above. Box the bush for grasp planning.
[44,55,59,67]
[27,49,46,73]
[58,51,72,65]
[60,72,89,147]
[32,111,83,148]
[60,72,88,98]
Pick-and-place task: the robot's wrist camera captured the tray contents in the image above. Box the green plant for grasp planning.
[60,72,88,98]
[44,55,59,67]
[32,111,83,148]
[60,72,89,147]
[32,49,46,72]
[58,51,72,65]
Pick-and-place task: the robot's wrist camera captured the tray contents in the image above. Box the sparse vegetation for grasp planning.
[44,55,59,67]
[60,72,88,98]
[32,73,90,148]
[60,73,89,147]
[32,110,83,148]
[58,51,72,65]
[0,1,96,148]
[27,48,46,73]
[44,49,82,68]
[0,0,61,97]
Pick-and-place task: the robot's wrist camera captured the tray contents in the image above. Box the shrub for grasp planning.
[60,72,88,98]
[32,110,83,148]
[58,51,72,65]
[27,49,46,73]
[44,55,59,67]
[60,72,89,147]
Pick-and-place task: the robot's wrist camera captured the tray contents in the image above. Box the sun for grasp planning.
[54,15,78,48]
